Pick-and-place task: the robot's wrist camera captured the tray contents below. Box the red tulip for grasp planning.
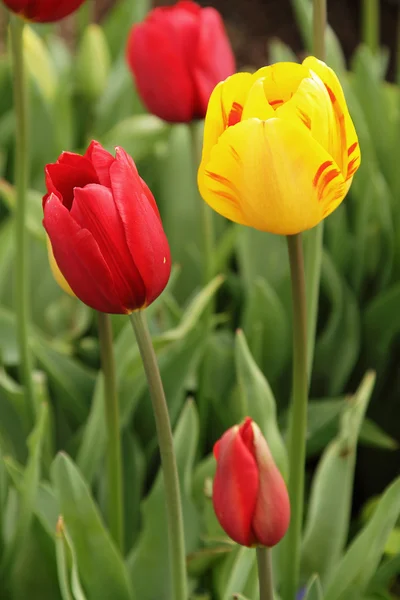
[43,141,171,314]
[3,0,86,22]
[126,0,235,123]
[213,417,290,547]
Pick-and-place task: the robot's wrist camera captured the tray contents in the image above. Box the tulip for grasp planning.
[213,417,290,547]
[2,0,86,22]
[43,141,171,314]
[198,57,361,235]
[126,0,235,123]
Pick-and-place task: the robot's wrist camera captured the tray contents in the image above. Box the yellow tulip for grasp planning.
[198,57,360,235]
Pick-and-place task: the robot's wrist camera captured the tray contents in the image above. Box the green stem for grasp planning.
[189,122,215,285]
[306,0,326,383]
[362,0,380,54]
[10,15,35,426]
[97,312,124,552]
[129,310,187,600]
[396,6,400,86]
[312,0,327,59]
[256,547,274,600]
[282,234,308,600]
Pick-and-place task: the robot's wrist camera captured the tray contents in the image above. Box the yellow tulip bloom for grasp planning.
[198,57,360,235]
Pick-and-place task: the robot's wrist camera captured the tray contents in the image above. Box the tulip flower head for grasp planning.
[213,417,290,547]
[3,0,86,22]
[43,141,171,314]
[198,58,361,235]
[126,0,235,123]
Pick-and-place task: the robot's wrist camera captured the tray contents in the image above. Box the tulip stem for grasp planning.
[362,0,380,54]
[282,234,308,600]
[129,310,187,600]
[10,15,35,426]
[189,122,215,285]
[257,547,274,600]
[97,312,124,553]
[313,0,326,59]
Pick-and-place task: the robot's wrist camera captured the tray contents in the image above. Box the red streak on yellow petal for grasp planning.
[228,102,243,127]
[313,160,333,187]
[269,99,284,108]
[348,141,358,156]
[298,108,311,130]
[325,84,336,104]
[318,168,340,201]
[347,157,358,178]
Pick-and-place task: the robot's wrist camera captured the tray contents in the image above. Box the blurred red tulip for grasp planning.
[2,0,86,22]
[43,141,171,314]
[213,417,290,547]
[126,0,235,123]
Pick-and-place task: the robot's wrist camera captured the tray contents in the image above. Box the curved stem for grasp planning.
[189,122,214,285]
[282,234,308,600]
[97,312,124,552]
[130,310,187,600]
[10,15,35,426]
[257,547,274,600]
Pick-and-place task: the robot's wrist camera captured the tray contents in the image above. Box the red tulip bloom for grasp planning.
[126,0,235,123]
[3,0,86,22]
[43,141,171,314]
[213,418,290,547]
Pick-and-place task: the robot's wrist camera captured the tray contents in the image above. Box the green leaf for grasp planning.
[304,574,324,600]
[51,453,134,600]
[1,403,48,575]
[305,398,345,457]
[324,476,400,600]
[359,418,399,451]
[23,26,57,103]
[314,252,360,395]
[235,330,288,478]
[157,125,203,302]
[75,24,111,102]
[100,115,170,163]
[214,546,255,600]
[242,277,290,385]
[301,372,376,584]
[126,401,200,600]
[56,517,88,600]
[32,337,96,423]
[364,283,400,369]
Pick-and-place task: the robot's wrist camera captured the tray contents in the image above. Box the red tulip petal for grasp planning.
[45,156,98,210]
[85,141,115,188]
[70,184,146,311]
[9,0,87,22]
[213,425,259,546]
[251,423,290,547]
[43,194,123,313]
[110,148,171,306]
[194,7,235,116]
[126,22,195,122]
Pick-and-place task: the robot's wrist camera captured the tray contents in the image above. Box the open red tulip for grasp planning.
[43,141,171,314]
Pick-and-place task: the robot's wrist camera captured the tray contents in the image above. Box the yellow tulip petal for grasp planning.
[242,79,275,120]
[302,56,360,179]
[46,235,76,297]
[251,63,310,109]
[199,117,348,235]
[276,74,345,172]
[201,72,253,169]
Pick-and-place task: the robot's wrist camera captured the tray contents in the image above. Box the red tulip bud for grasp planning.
[126,0,235,123]
[213,417,290,547]
[3,0,86,22]
[43,141,171,314]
